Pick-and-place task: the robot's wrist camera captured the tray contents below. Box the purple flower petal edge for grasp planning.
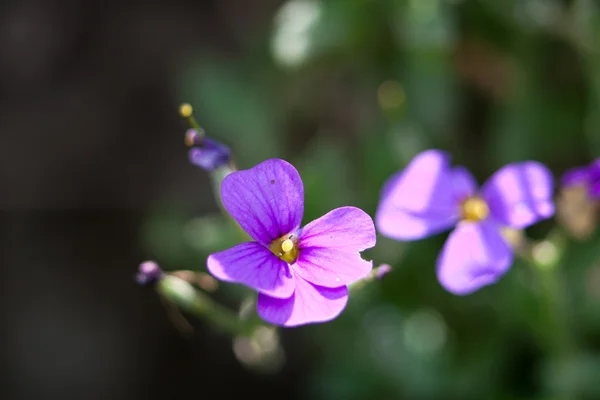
[437,221,513,295]
[220,158,304,246]
[375,150,460,240]
[293,206,375,287]
[256,273,348,327]
[561,166,590,187]
[561,159,600,200]
[207,242,296,298]
[482,161,555,229]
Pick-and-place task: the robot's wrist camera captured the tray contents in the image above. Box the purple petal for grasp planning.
[220,159,304,245]
[561,159,600,200]
[588,159,600,199]
[561,166,589,187]
[376,150,460,240]
[293,247,373,287]
[294,207,375,288]
[256,274,348,327]
[376,208,458,241]
[589,159,600,177]
[299,207,376,251]
[589,183,600,199]
[482,161,555,229]
[451,166,478,201]
[379,150,458,214]
[437,221,513,295]
[207,242,295,298]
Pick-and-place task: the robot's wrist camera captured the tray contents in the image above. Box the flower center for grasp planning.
[461,196,489,222]
[269,234,299,264]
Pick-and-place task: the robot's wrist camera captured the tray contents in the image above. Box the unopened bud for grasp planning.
[136,260,163,285]
[375,264,392,280]
[188,137,232,171]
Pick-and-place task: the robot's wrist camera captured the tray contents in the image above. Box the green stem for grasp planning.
[527,227,575,357]
[517,228,575,400]
[156,275,264,337]
[348,264,390,294]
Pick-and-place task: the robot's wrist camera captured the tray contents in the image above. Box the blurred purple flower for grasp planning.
[185,128,231,171]
[376,150,555,295]
[561,158,600,199]
[207,159,376,327]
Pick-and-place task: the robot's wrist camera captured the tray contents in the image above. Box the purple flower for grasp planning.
[185,128,232,171]
[376,150,555,295]
[561,158,600,199]
[207,158,376,327]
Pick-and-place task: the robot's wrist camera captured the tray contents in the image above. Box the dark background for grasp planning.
[3,0,600,399]
[2,1,306,399]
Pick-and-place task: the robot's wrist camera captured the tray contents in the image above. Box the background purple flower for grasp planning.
[561,158,600,199]
[376,150,555,295]
[207,158,376,327]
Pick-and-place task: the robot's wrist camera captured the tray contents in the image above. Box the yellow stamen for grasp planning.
[179,103,193,118]
[270,235,299,264]
[281,239,294,253]
[179,102,202,132]
[461,197,489,222]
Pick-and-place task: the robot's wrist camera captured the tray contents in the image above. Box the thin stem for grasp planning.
[156,275,264,337]
[179,103,203,133]
[349,264,390,293]
[525,227,575,356]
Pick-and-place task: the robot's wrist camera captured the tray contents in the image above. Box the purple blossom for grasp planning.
[376,150,555,295]
[561,158,600,199]
[185,128,232,171]
[207,158,376,327]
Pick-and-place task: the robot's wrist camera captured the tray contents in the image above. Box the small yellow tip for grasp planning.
[281,239,294,253]
[179,103,193,118]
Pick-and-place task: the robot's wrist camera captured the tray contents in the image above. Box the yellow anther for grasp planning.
[179,103,202,131]
[281,238,294,253]
[461,197,489,222]
[270,235,299,264]
[179,103,193,118]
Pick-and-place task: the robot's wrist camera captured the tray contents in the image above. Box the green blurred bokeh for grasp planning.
[143,0,600,399]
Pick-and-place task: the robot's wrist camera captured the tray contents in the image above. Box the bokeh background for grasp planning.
[2,0,600,399]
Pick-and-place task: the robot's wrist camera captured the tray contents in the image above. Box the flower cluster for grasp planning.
[143,104,597,329]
